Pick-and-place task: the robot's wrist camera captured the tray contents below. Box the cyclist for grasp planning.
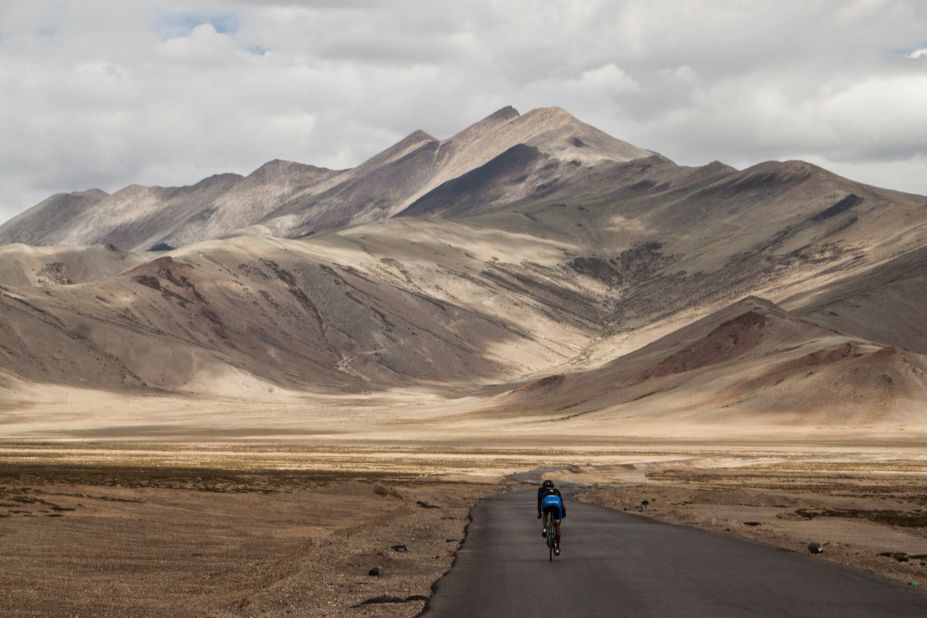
[537,479,565,555]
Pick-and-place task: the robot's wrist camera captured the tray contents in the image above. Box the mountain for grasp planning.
[2,106,927,440]
[783,246,927,354]
[495,297,927,437]
[0,189,109,246]
[0,163,340,251]
[0,106,653,251]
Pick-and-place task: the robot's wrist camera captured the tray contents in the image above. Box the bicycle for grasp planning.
[545,514,557,561]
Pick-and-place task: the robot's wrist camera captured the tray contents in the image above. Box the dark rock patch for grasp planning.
[401,143,544,217]
[373,484,403,499]
[569,257,622,286]
[354,594,428,607]
[184,207,217,223]
[811,194,863,222]
[522,374,565,392]
[628,179,657,191]
[808,542,827,554]
[133,275,162,291]
[795,507,927,527]
[35,262,73,285]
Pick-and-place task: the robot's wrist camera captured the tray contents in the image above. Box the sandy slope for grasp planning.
[0,230,598,397]
[0,243,148,286]
[785,245,927,353]
[486,297,927,436]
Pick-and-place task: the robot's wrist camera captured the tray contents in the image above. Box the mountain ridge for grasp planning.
[2,106,927,439]
[4,107,923,254]
[0,106,657,250]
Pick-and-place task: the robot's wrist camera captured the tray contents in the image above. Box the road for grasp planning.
[424,490,927,617]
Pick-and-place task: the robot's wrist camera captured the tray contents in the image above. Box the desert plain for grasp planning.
[2,434,926,616]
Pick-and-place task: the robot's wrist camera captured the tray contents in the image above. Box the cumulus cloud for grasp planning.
[2,0,927,223]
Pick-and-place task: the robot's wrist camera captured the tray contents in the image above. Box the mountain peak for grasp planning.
[257,158,297,169]
[380,128,437,155]
[192,172,244,188]
[384,129,437,150]
[484,105,520,122]
[520,106,582,128]
[448,106,521,143]
[250,159,334,177]
[347,128,438,178]
[405,129,437,143]
[529,105,571,116]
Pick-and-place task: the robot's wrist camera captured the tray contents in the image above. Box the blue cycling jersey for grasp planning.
[537,486,566,518]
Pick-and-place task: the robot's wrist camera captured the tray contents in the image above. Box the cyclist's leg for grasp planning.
[541,511,549,536]
[554,508,562,547]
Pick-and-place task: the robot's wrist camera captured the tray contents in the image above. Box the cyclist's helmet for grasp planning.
[542,479,554,488]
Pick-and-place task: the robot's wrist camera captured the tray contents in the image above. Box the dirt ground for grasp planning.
[0,463,495,617]
[2,442,926,616]
[572,456,927,590]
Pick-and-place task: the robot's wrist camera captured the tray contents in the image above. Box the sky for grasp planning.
[2,0,927,223]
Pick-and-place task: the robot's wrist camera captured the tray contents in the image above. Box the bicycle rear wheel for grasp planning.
[547,520,555,561]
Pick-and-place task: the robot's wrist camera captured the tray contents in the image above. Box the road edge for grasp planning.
[416,497,481,617]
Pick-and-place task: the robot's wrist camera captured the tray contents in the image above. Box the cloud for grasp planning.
[155,11,240,37]
[2,0,927,224]
[567,64,642,96]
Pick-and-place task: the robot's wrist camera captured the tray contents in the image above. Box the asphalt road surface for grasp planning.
[425,490,927,617]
